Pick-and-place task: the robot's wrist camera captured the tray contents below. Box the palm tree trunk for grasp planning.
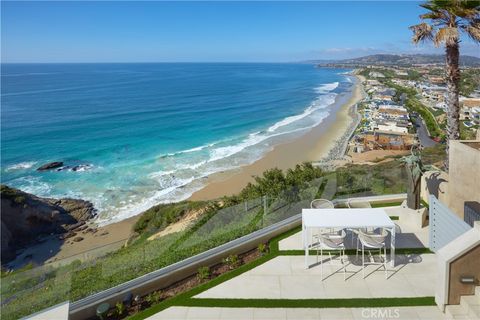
[444,41,461,171]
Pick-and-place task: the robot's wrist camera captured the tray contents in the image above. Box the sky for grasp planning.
[1,1,479,63]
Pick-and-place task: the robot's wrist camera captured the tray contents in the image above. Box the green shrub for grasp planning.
[258,243,268,256]
[145,291,161,305]
[197,266,210,281]
[223,254,240,270]
[115,301,125,316]
[238,163,323,200]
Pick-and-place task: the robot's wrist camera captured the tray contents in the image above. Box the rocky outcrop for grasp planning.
[37,161,63,171]
[0,185,96,263]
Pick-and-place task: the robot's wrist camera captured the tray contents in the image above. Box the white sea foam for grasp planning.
[315,82,339,94]
[164,142,216,157]
[5,161,37,171]
[10,176,52,196]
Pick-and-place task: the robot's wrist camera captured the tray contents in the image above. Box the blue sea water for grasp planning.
[1,63,352,224]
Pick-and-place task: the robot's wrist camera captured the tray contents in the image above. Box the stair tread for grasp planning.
[446,304,469,315]
[463,295,480,306]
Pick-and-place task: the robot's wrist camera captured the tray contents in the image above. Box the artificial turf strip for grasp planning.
[179,297,436,308]
[371,201,403,208]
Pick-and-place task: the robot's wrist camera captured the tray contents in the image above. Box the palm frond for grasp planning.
[450,6,479,19]
[420,11,447,21]
[434,27,459,46]
[410,22,435,44]
[460,0,480,11]
[464,24,480,42]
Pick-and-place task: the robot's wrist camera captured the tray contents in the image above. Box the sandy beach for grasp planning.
[9,74,365,268]
[189,74,365,200]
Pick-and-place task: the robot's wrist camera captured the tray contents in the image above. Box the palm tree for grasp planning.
[410,0,480,170]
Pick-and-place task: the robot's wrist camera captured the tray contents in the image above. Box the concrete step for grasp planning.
[446,304,469,319]
[445,286,480,319]
[460,295,480,307]
[458,291,480,319]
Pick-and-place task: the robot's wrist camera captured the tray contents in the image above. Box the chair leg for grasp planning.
[343,248,346,281]
[355,242,358,257]
[384,245,388,279]
[320,248,323,280]
[362,245,365,279]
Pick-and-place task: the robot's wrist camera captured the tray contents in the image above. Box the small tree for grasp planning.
[402,150,425,210]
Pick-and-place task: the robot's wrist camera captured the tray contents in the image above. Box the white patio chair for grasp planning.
[358,228,388,279]
[346,200,374,247]
[310,199,334,209]
[347,199,372,208]
[310,198,335,239]
[314,229,347,281]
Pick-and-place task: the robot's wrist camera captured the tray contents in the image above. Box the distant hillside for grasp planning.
[315,54,480,67]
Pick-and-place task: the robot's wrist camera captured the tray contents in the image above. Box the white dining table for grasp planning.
[302,208,396,269]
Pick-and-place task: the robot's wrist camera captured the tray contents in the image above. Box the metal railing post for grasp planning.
[263,195,268,215]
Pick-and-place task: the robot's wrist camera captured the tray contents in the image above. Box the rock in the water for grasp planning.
[37,162,63,171]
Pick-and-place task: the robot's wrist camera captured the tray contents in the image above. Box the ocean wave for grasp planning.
[315,82,339,94]
[56,164,94,172]
[9,176,52,196]
[2,72,59,77]
[163,142,216,158]
[5,161,37,171]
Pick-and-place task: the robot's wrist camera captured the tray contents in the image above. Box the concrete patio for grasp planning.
[195,254,436,299]
[146,205,442,320]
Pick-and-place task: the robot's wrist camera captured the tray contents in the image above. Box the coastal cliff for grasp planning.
[0,185,96,264]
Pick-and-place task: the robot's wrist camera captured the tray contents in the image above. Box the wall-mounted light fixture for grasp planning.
[460,276,476,284]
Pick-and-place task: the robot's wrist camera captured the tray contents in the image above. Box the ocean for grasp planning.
[1,63,353,224]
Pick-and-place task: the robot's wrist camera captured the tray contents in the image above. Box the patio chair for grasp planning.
[310,199,335,236]
[347,199,372,208]
[358,228,388,279]
[314,229,347,281]
[310,199,334,209]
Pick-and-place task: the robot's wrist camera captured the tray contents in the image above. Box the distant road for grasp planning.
[413,115,438,148]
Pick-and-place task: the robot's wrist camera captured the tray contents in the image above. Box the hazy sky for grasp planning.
[2,1,479,63]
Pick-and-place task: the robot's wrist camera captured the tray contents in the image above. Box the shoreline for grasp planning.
[189,74,365,200]
[6,74,365,268]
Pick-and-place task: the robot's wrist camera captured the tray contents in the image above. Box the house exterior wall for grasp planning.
[448,141,480,219]
[448,244,480,305]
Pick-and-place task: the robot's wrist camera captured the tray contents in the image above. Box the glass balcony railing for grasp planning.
[0,165,407,320]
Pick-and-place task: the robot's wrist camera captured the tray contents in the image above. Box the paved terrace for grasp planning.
[146,206,449,320]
